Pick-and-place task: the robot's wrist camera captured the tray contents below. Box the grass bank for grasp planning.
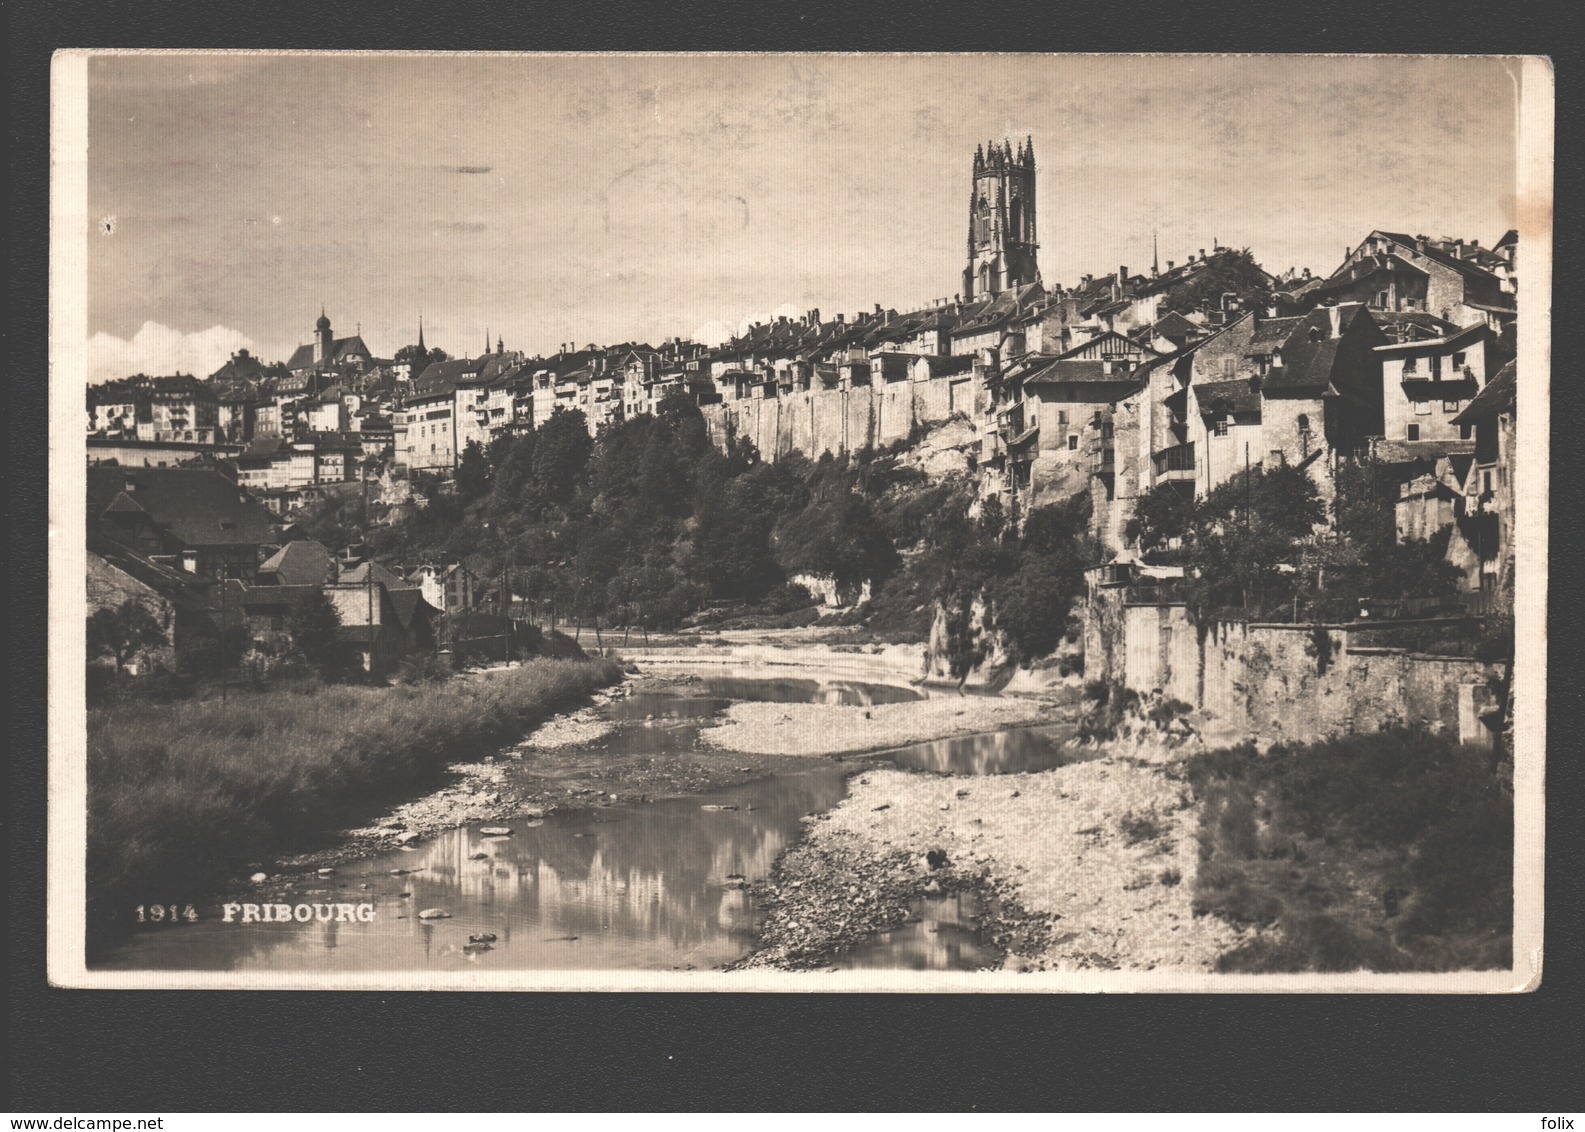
[87,658,622,936]
[1185,728,1512,972]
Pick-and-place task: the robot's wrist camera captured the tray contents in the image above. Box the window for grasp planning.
[1483,471,1493,493]
[1057,410,1068,426]
[1269,450,1285,465]
[1406,423,1420,441]
[1414,400,1432,416]
[1375,291,1389,308]
[1222,357,1236,378]
[1452,351,1466,369]
[1403,355,1418,374]
[1444,399,1462,413]
[1068,434,1079,451]
[1459,424,1473,441]
[1297,413,1311,434]
[1213,418,1229,437]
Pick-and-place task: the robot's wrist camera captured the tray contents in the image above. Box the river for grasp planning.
[94,671,1086,973]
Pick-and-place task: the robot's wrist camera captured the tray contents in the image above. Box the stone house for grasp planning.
[87,466,280,582]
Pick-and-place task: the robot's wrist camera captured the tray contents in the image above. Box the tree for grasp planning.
[531,408,594,512]
[1124,483,1195,555]
[456,439,490,502]
[288,589,344,681]
[87,599,167,674]
[395,344,450,370]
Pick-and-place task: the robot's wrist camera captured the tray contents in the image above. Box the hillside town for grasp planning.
[86,137,1518,694]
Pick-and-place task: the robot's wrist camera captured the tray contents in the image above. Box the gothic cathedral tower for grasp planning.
[963,137,1040,301]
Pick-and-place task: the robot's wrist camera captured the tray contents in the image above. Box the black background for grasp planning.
[9,0,1582,1112]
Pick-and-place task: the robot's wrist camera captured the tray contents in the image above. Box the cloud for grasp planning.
[87,320,258,384]
[692,302,804,347]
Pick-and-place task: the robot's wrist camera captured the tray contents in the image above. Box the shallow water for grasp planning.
[881,724,1090,775]
[96,768,850,973]
[94,675,1039,973]
[829,891,994,970]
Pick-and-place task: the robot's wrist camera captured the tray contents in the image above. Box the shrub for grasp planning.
[1185,728,1512,972]
[86,657,623,947]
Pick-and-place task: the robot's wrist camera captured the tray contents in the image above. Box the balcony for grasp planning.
[1152,442,1195,482]
[1090,445,1115,473]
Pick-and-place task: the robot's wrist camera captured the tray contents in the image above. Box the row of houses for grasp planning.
[85,466,493,680]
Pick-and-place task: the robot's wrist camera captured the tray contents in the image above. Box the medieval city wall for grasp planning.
[1083,594,1498,748]
[701,373,979,461]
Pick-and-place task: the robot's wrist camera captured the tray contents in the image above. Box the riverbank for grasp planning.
[737,754,1256,972]
[86,657,622,939]
[700,696,1060,757]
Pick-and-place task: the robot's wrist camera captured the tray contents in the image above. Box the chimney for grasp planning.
[181,550,198,574]
[1328,304,1342,339]
[1166,260,1175,271]
[1199,249,1206,260]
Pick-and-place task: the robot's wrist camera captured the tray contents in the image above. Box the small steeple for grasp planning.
[417,313,426,353]
[1153,231,1160,277]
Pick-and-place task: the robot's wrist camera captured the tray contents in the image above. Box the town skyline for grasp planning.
[86,52,1522,382]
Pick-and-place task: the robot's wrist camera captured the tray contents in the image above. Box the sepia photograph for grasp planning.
[47,50,1550,991]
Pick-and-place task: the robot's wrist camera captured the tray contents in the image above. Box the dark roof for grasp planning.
[1247,317,1304,352]
[88,531,218,613]
[236,583,320,610]
[339,560,414,590]
[1259,306,1374,393]
[87,467,279,548]
[414,357,484,387]
[285,335,373,372]
[1195,378,1262,417]
[1150,311,1204,341]
[1023,359,1142,389]
[257,539,336,586]
[388,588,438,630]
[1452,361,1516,425]
[1369,310,1464,341]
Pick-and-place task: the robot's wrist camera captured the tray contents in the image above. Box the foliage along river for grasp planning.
[96,674,1084,973]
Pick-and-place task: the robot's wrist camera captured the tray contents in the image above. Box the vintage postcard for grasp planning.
[48,51,1550,991]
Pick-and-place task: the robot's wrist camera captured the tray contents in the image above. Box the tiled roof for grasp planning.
[339,560,414,591]
[1452,361,1516,425]
[257,539,336,586]
[1195,378,1262,417]
[88,531,218,613]
[1259,306,1370,393]
[87,466,279,549]
[1023,359,1141,388]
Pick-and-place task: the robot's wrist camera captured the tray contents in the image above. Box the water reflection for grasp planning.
[883,724,1088,775]
[832,891,992,970]
[97,769,849,972]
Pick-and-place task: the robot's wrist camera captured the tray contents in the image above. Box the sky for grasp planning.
[83,52,1522,382]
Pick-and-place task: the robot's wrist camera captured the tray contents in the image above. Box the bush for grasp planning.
[86,657,624,946]
[1186,728,1512,972]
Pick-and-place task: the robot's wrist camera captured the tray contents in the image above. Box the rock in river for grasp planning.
[479,827,514,837]
[468,932,498,944]
[417,908,451,920]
